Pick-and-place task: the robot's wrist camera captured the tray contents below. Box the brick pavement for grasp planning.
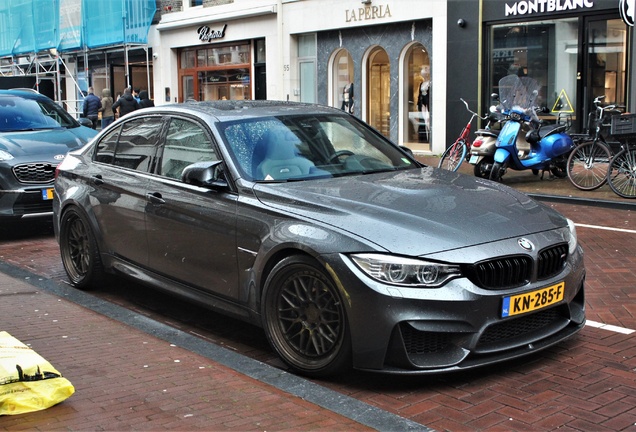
[0,268,421,431]
[2,158,636,430]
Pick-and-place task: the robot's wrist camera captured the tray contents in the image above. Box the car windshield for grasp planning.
[0,95,78,132]
[220,113,417,181]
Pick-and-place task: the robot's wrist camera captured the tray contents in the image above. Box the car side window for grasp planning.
[160,118,217,180]
[93,117,163,172]
[94,126,120,164]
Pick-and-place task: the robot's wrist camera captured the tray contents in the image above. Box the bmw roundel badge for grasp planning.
[518,238,534,251]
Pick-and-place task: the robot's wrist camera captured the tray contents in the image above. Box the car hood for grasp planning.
[0,127,96,160]
[252,167,566,256]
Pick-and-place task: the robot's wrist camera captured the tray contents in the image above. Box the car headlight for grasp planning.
[566,218,578,254]
[350,253,461,288]
[0,150,14,161]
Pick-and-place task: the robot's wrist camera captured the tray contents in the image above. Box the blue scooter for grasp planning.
[489,75,574,182]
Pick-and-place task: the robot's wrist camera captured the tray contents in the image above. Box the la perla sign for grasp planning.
[198,24,227,42]
[505,0,594,16]
[345,4,392,22]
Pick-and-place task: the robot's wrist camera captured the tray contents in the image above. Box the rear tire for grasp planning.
[438,140,468,172]
[473,157,493,179]
[607,149,636,199]
[567,141,611,190]
[59,207,105,290]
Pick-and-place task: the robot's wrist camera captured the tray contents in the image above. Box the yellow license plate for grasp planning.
[501,282,565,318]
[41,188,54,200]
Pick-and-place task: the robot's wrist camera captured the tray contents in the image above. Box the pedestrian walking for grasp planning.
[99,89,114,129]
[138,90,154,108]
[82,87,102,129]
[112,88,140,118]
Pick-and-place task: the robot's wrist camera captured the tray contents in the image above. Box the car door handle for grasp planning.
[91,174,104,185]
[146,192,165,205]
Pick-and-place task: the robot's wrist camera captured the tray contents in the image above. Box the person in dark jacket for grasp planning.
[112,88,140,118]
[82,87,102,129]
[138,90,154,109]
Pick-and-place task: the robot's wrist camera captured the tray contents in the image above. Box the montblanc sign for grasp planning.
[505,0,594,16]
[198,24,227,42]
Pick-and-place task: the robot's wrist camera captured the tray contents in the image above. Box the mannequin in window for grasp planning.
[341,82,354,114]
[417,69,431,142]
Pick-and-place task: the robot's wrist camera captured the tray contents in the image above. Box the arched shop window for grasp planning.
[404,43,430,145]
[331,49,354,112]
[366,46,391,138]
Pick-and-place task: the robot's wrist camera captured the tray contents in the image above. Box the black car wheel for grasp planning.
[59,207,105,290]
[262,255,351,377]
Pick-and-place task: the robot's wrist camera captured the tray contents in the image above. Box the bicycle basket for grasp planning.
[611,113,636,141]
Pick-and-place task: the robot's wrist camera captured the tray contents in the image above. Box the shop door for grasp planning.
[581,17,629,131]
[367,48,390,138]
[182,74,196,102]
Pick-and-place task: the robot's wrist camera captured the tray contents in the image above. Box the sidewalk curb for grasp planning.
[0,260,430,432]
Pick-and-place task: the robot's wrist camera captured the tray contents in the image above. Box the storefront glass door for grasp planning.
[367,47,390,138]
[583,18,629,129]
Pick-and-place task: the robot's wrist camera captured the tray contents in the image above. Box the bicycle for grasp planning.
[607,114,636,199]
[566,96,622,191]
[438,98,486,172]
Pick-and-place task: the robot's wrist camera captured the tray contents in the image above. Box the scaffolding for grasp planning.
[0,0,156,112]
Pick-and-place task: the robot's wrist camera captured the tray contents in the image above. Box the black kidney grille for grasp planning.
[471,255,532,289]
[13,163,56,184]
[538,243,568,280]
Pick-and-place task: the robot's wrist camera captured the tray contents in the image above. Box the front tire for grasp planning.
[262,255,351,377]
[438,140,467,172]
[59,207,105,290]
[489,161,506,182]
[607,149,636,199]
[567,141,611,190]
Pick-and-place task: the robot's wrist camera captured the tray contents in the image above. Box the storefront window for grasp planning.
[404,43,430,144]
[488,17,628,132]
[178,42,252,102]
[298,34,317,103]
[332,49,354,111]
[367,47,390,138]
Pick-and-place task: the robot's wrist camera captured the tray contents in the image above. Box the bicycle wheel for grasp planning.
[566,141,612,191]
[607,148,636,199]
[438,140,467,172]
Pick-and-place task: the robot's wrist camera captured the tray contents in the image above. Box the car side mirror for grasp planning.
[181,161,228,189]
[399,145,414,157]
[79,117,94,128]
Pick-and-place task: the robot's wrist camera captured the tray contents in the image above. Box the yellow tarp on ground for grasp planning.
[0,331,74,415]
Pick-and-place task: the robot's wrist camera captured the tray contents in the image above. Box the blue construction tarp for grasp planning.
[0,0,156,57]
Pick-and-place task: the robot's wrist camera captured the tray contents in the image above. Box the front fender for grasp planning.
[494,148,511,164]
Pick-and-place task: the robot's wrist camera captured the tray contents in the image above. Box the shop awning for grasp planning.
[0,0,156,57]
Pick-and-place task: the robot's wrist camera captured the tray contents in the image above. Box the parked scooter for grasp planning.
[468,102,505,179]
[488,75,574,182]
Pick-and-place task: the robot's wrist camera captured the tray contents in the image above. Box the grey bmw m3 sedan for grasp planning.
[53,100,585,377]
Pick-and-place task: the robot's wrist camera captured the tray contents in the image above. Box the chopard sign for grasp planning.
[505,0,594,16]
[345,4,392,22]
[198,24,227,42]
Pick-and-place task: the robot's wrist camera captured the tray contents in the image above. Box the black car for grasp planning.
[0,89,97,220]
[53,101,585,376]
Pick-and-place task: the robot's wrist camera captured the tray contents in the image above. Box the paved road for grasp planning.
[1,194,635,430]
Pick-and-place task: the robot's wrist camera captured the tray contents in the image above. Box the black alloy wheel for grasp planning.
[489,161,506,182]
[262,255,351,377]
[59,207,105,290]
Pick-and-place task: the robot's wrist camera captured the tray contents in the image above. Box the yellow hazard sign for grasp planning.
[552,89,574,113]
